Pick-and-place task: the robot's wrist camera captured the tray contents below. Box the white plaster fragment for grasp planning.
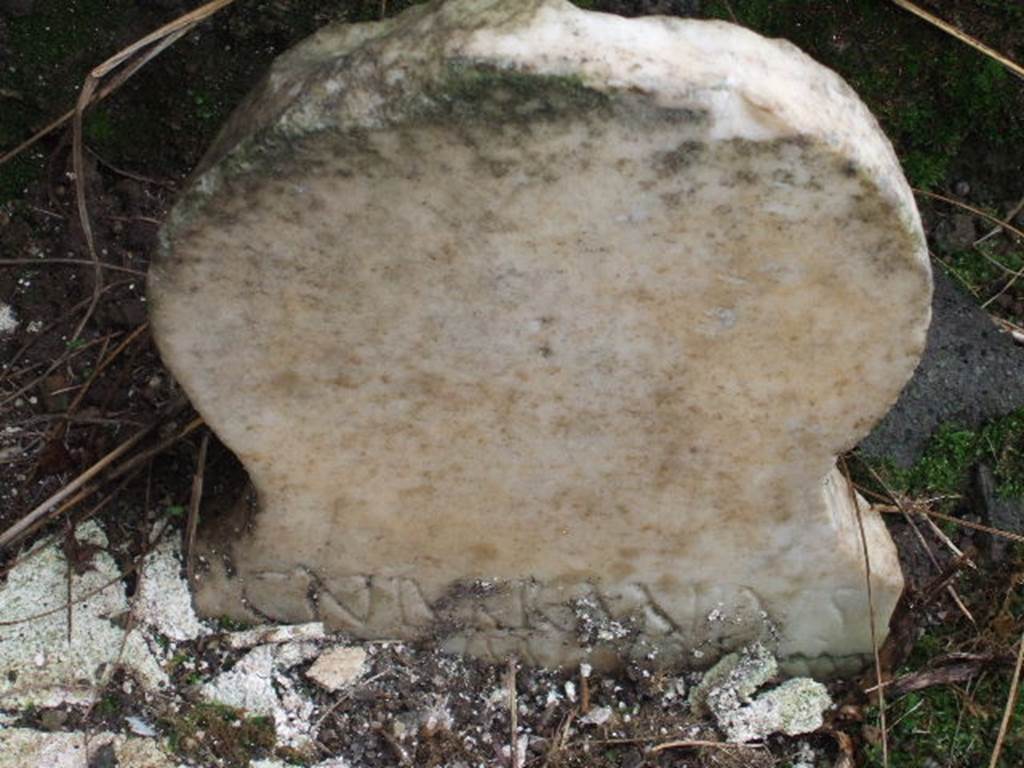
[200,642,318,749]
[718,678,832,743]
[134,535,209,642]
[0,523,168,708]
[0,730,179,768]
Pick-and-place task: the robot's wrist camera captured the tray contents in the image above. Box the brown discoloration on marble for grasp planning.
[150,0,930,676]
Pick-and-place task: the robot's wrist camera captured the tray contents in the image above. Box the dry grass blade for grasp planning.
[649,739,757,754]
[876,505,1024,545]
[914,189,1024,307]
[0,258,146,275]
[71,74,103,347]
[840,456,888,767]
[185,431,209,582]
[68,1,236,344]
[507,657,519,768]
[889,0,1024,80]
[0,410,200,553]
[989,625,1024,768]
[0,418,154,552]
[0,0,235,169]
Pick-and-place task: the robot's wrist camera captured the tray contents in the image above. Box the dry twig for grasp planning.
[876,505,1024,546]
[989,627,1024,768]
[507,657,519,768]
[185,431,210,582]
[976,196,1024,246]
[864,465,976,623]
[0,411,200,552]
[889,0,1024,80]
[841,456,888,767]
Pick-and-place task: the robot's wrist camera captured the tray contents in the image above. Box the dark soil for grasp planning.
[1,1,1023,766]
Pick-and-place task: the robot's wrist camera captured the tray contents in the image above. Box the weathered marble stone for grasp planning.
[149,0,932,675]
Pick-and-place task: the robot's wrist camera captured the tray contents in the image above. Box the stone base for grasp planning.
[192,467,899,679]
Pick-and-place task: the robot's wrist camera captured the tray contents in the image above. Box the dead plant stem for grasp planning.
[889,0,1024,80]
[185,431,209,582]
[841,456,888,767]
[989,625,1024,767]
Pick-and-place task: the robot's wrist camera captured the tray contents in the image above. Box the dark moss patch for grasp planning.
[428,63,613,125]
[859,408,1024,500]
[0,0,398,203]
[162,701,277,768]
[703,0,1024,196]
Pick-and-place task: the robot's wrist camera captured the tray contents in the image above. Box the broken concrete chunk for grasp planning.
[150,0,930,673]
[0,729,179,768]
[0,523,167,708]
[692,642,778,718]
[134,535,209,642]
[692,643,831,742]
[718,678,832,743]
[306,646,368,691]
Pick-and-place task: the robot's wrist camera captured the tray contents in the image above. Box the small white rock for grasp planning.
[125,716,157,737]
[580,706,613,726]
[0,304,18,335]
[305,646,368,691]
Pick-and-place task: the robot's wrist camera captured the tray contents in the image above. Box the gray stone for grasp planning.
[972,463,1024,561]
[717,678,832,743]
[150,0,930,673]
[306,646,368,691]
[860,270,1024,467]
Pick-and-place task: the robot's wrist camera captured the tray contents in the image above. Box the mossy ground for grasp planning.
[860,563,1024,768]
[161,701,277,768]
[859,408,1024,501]
[851,405,1024,768]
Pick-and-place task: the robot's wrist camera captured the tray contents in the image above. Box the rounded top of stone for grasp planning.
[180,0,918,243]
